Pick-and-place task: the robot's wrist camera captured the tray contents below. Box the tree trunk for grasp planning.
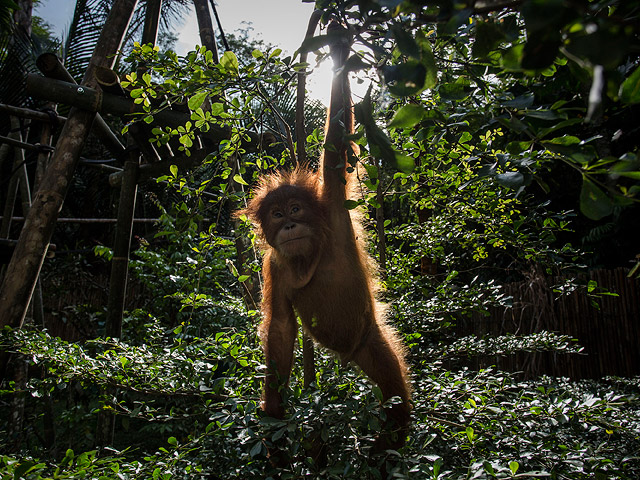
[13,0,32,36]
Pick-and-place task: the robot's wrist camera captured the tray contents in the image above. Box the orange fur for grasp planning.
[239,21,411,445]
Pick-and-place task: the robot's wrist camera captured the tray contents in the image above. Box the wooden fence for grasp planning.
[457,268,640,379]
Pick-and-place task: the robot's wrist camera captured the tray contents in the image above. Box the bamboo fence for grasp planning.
[457,268,640,379]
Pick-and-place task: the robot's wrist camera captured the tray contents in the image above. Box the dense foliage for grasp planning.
[1,0,640,479]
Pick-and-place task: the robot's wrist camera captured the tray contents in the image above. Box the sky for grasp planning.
[34,0,336,103]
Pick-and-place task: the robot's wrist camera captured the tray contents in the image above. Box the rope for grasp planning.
[40,107,59,126]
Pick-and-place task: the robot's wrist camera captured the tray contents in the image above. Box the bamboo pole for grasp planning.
[126,122,161,164]
[25,74,271,154]
[34,103,56,191]
[105,155,139,338]
[95,66,127,96]
[36,53,126,158]
[0,134,53,152]
[0,143,10,173]
[193,0,216,55]
[98,0,162,448]
[8,118,44,327]
[142,0,162,46]
[0,121,21,239]
[296,11,321,389]
[0,0,139,381]
[0,103,65,126]
[10,117,32,248]
[105,0,161,341]
[31,107,55,329]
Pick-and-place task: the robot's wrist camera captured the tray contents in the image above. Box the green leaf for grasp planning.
[543,135,590,158]
[210,102,224,115]
[484,461,495,475]
[416,31,437,89]
[439,81,472,101]
[580,177,613,220]
[395,153,416,174]
[509,461,520,474]
[188,91,208,111]
[13,460,40,479]
[179,134,193,148]
[220,51,239,73]
[472,20,505,58]
[170,164,178,177]
[433,457,443,476]
[233,174,248,186]
[167,436,177,446]
[388,104,426,129]
[495,172,525,189]
[620,65,640,104]
[382,61,427,97]
[249,441,263,457]
[523,110,561,121]
[343,199,359,210]
[355,89,415,173]
[466,426,475,442]
[392,24,421,59]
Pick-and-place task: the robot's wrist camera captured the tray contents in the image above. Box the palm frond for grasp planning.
[0,24,39,107]
[62,0,111,81]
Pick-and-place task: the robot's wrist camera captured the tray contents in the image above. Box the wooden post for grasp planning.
[98,0,161,448]
[103,0,160,343]
[0,122,21,239]
[34,104,56,193]
[24,75,275,150]
[141,0,162,46]
[10,117,32,223]
[105,155,139,339]
[193,0,217,55]
[0,0,139,381]
[95,153,138,448]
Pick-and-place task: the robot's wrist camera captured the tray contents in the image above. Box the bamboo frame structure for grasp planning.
[0,0,139,380]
